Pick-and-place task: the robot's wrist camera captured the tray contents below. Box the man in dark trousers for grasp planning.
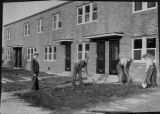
[117,57,132,84]
[142,53,157,88]
[31,52,40,91]
[72,57,90,87]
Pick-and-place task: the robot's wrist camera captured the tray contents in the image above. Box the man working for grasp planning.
[117,57,132,84]
[72,57,90,87]
[142,53,157,88]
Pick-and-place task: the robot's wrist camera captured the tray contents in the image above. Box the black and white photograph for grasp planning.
[1,1,160,114]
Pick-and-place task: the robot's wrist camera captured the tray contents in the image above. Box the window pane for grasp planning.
[134,2,142,11]
[93,12,97,20]
[85,5,90,13]
[147,2,156,8]
[53,15,57,22]
[54,53,56,60]
[78,44,82,51]
[49,47,52,53]
[147,38,156,48]
[49,54,52,60]
[147,49,155,60]
[78,7,83,15]
[134,39,142,49]
[134,50,141,60]
[31,49,33,54]
[78,53,82,60]
[85,44,89,51]
[54,47,56,52]
[58,21,62,28]
[28,49,30,54]
[93,3,97,11]
[78,16,82,23]
[45,47,48,53]
[85,14,90,22]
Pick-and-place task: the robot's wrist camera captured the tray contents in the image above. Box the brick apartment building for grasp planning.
[3,1,159,82]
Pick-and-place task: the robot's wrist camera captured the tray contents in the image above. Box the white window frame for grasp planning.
[37,18,44,33]
[77,2,98,25]
[6,50,11,61]
[132,2,157,13]
[52,13,62,30]
[6,28,11,40]
[77,43,90,61]
[132,37,156,63]
[44,46,56,61]
[24,23,30,36]
[27,48,37,61]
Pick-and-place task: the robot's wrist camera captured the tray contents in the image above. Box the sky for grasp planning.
[3,0,67,25]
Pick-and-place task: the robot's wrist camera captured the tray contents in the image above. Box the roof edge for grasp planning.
[4,1,73,27]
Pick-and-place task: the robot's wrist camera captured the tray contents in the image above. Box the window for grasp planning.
[77,43,90,60]
[44,46,56,61]
[147,2,156,8]
[6,28,11,40]
[146,38,156,60]
[134,2,142,11]
[37,19,44,33]
[77,2,98,24]
[52,13,62,30]
[92,3,98,20]
[133,2,157,13]
[133,39,142,60]
[24,23,30,36]
[132,37,156,62]
[27,48,37,61]
[6,50,11,61]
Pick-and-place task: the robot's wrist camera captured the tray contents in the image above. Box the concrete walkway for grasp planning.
[1,91,52,114]
[75,87,160,114]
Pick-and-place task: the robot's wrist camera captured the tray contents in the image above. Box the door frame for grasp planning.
[96,40,105,74]
[109,39,120,75]
[64,42,71,71]
[13,47,22,68]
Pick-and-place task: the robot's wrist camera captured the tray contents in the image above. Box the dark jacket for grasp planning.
[31,58,39,75]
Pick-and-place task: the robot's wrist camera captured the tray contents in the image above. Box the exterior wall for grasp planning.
[3,1,159,82]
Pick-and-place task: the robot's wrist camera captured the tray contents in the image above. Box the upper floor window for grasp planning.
[6,28,11,40]
[27,48,37,61]
[52,13,62,30]
[77,2,97,24]
[77,43,90,60]
[6,50,11,61]
[24,23,30,36]
[37,19,44,33]
[132,37,156,62]
[44,46,56,61]
[133,2,157,13]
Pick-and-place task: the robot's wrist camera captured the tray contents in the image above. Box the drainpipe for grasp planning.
[0,4,3,103]
[158,2,160,83]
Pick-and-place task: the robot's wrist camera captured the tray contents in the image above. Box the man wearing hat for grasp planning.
[31,52,40,90]
[142,53,157,88]
[72,56,90,87]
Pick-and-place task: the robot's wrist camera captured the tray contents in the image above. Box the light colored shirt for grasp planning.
[145,57,153,72]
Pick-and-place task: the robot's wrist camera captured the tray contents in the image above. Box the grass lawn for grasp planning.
[15,82,154,113]
[2,68,155,113]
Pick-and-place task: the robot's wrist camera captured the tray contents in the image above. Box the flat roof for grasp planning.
[4,1,73,27]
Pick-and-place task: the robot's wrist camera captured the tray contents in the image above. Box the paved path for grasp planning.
[1,91,52,114]
[75,87,160,114]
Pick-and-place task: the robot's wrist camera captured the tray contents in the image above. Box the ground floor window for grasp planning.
[44,46,56,61]
[6,50,11,61]
[77,43,90,60]
[132,37,156,62]
[27,48,37,61]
